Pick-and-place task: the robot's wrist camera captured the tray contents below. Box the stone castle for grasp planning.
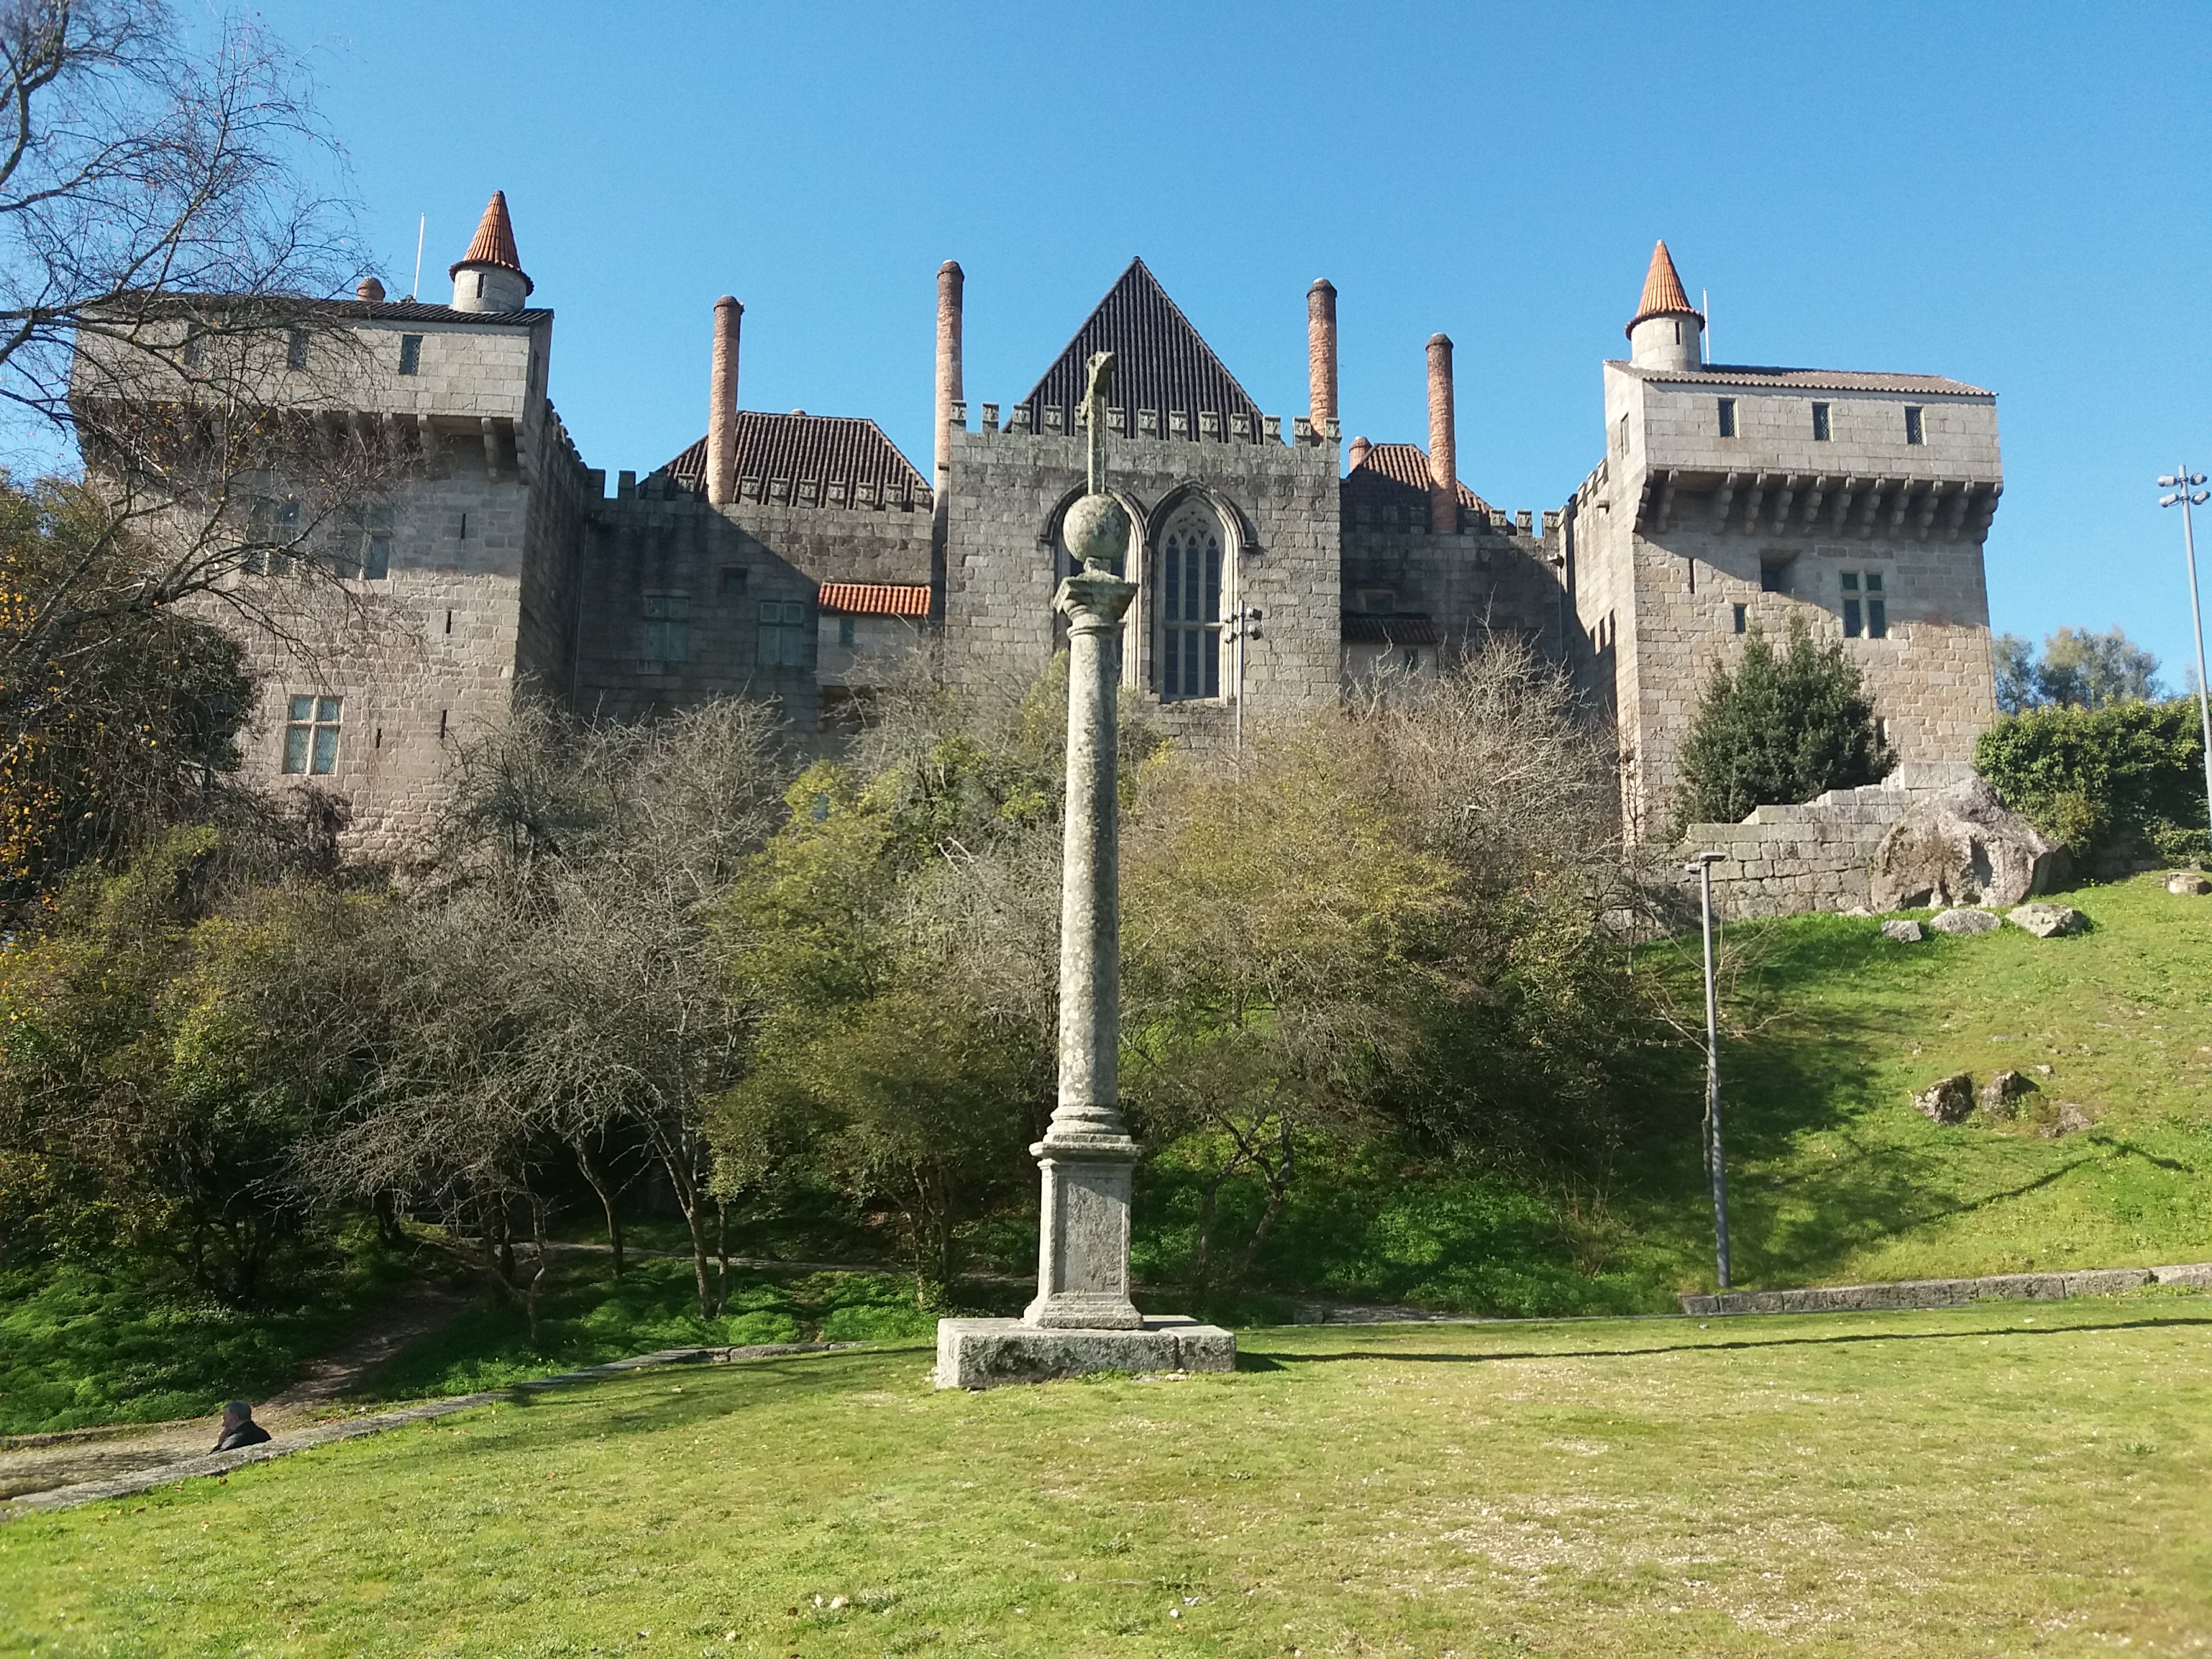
[96,192,2003,863]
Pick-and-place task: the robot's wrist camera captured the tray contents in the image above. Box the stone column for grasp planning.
[1025,491,1140,1330]
[1427,331,1457,534]
[706,295,742,507]
[1307,278,1338,438]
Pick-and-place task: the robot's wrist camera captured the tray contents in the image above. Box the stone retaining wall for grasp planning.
[1679,1261,2212,1317]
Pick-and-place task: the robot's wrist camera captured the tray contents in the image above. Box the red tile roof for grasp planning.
[1626,239,1699,334]
[1343,442,1494,514]
[1342,613,1442,647]
[660,411,928,501]
[1017,258,1265,436]
[450,191,530,289]
[819,582,932,618]
[1612,361,1992,397]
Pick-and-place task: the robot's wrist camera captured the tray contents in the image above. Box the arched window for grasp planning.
[1158,506,1221,700]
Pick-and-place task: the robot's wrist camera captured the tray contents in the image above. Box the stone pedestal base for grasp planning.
[933,1315,1235,1390]
[1025,1134,1143,1329]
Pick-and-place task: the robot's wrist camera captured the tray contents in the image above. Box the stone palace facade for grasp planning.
[84,195,2002,858]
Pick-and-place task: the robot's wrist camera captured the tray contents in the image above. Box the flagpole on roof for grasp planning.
[412,215,425,303]
[1702,287,1710,365]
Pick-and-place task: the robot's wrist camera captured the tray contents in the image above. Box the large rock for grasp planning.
[1869,777,2066,911]
[1929,907,2000,935]
[2167,871,2211,896]
[2007,902,2088,939]
[1880,918,1925,943]
[1912,1073,1975,1124]
[1980,1069,2037,1120]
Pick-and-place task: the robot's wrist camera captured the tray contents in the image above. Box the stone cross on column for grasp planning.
[1027,351,1142,1328]
[933,354,1233,1385]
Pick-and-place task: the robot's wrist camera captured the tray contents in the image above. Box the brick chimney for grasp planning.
[1347,434,1371,472]
[1307,279,1338,438]
[1427,333,1456,534]
[935,261,964,489]
[705,295,743,507]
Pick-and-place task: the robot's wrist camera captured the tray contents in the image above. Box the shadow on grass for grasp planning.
[1259,1311,2212,1369]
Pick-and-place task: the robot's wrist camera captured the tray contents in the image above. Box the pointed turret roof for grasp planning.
[1016,258,1263,434]
[449,190,531,291]
[1626,240,1699,335]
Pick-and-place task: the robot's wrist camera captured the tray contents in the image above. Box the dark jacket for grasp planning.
[213,1419,272,1452]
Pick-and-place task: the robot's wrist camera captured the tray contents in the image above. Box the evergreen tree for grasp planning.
[1675,615,1893,826]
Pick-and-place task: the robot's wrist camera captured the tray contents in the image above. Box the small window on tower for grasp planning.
[285,328,308,369]
[1616,413,1629,455]
[720,565,747,596]
[281,695,342,775]
[838,617,857,649]
[398,334,422,376]
[1811,401,1832,441]
[1717,397,1736,438]
[1866,571,1888,638]
[1904,405,1924,445]
[1732,603,1746,634]
[1760,558,1791,594]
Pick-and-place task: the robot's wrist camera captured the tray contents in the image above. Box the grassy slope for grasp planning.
[1173,873,2212,1313]
[4,1295,2209,1656]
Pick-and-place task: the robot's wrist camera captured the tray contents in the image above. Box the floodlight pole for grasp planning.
[1225,604,1263,755]
[1687,851,1730,1290]
[2158,466,2212,853]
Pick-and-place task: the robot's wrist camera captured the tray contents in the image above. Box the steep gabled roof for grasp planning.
[1626,239,1699,335]
[451,190,529,290]
[1015,258,1264,434]
[1342,441,1494,515]
[660,411,928,500]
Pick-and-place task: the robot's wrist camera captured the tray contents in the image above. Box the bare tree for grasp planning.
[0,1,395,746]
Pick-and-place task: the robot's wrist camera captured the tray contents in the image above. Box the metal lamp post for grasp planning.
[1685,851,1731,1290]
[2158,468,2212,853]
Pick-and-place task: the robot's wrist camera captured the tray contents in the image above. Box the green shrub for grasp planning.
[1675,615,1893,827]
[1975,699,2209,868]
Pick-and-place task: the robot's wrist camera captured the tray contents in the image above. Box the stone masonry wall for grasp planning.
[1342,514,1565,661]
[1679,781,1917,920]
[941,421,1340,745]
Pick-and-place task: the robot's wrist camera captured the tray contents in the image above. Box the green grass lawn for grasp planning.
[5,1294,2210,1656]
[1166,872,2212,1313]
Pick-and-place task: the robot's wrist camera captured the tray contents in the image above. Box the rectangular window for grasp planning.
[281,694,342,775]
[1811,401,1831,441]
[720,565,747,596]
[182,328,205,369]
[1717,397,1736,438]
[1866,571,1887,638]
[758,599,809,668]
[245,497,301,575]
[1904,405,1924,445]
[1760,558,1790,594]
[837,616,857,649]
[1732,603,1746,634]
[285,328,309,369]
[398,334,422,376]
[1616,413,1629,455]
[337,507,392,579]
[1843,599,1863,637]
[642,592,691,665]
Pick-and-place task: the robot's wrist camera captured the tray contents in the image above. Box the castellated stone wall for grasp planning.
[941,423,1341,743]
[570,482,930,728]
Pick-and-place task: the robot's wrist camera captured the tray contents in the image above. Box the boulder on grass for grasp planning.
[1880,918,1925,943]
[1929,907,2001,935]
[2042,1101,2096,1138]
[1869,777,2066,911]
[1912,1073,1975,1124]
[1980,1069,2037,1120]
[2007,902,2087,939]
[2167,871,2211,896]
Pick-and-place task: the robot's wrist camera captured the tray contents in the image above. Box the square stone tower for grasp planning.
[1565,242,2003,833]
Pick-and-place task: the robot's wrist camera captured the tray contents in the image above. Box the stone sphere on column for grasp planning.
[1063,493,1130,571]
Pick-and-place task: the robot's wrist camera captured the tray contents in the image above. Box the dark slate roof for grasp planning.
[1342,442,1494,514]
[1015,258,1265,434]
[660,411,928,497]
[1611,362,1990,397]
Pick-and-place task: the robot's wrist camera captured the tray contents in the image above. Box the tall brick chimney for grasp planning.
[1426,333,1457,535]
[1307,279,1338,438]
[705,295,743,506]
[934,261,964,490]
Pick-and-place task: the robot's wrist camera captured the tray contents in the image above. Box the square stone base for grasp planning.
[933,1315,1235,1390]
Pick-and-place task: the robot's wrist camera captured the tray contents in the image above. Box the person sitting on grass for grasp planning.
[212,1400,272,1452]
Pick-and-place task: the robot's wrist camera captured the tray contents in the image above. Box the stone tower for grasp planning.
[1563,241,2003,835]
[449,191,534,313]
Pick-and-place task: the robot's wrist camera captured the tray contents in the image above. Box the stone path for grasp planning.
[0,1281,470,1504]
[1681,1261,2212,1316]
[1,1343,852,1519]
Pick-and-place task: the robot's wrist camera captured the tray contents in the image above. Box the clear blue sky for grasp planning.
[274,2,2212,680]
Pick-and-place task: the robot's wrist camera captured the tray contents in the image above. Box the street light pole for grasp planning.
[1224,603,1263,755]
[1685,851,1730,1290]
[2158,468,2212,853]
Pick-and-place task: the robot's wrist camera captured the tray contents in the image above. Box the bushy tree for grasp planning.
[1992,626,2161,714]
[1675,616,1892,827]
[1975,698,2207,867]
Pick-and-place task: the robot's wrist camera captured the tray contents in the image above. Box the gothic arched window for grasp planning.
[1158,506,1221,700]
